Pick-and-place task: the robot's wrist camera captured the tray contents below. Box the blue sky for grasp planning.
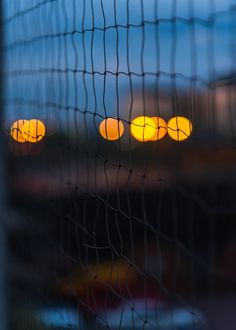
[4,0,236,126]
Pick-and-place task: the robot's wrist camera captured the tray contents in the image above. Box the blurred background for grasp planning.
[1,0,236,329]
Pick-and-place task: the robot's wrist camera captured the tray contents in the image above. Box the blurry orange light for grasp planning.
[167,116,192,141]
[150,117,167,141]
[10,119,29,143]
[22,119,46,143]
[99,118,124,141]
[130,116,156,142]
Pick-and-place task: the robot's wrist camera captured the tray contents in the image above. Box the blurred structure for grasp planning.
[210,73,236,139]
[2,1,236,330]
[0,1,8,329]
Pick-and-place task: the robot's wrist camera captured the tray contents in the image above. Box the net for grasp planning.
[3,0,236,329]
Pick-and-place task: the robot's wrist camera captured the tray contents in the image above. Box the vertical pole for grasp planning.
[0,0,8,329]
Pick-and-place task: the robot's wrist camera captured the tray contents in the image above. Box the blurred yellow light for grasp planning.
[22,119,46,143]
[99,118,124,141]
[10,119,29,143]
[130,116,156,142]
[167,116,192,141]
[150,117,167,141]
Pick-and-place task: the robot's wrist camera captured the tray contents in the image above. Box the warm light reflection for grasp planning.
[130,116,156,142]
[167,116,192,141]
[99,118,124,141]
[150,117,167,141]
[22,119,46,143]
[10,119,29,143]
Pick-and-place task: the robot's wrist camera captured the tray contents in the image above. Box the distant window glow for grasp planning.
[10,119,46,143]
[21,119,46,143]
[167,116,192,141]
[150,117,167,141]
[10,119,29,143]
[130,116,156,142]
[99,118,124,141]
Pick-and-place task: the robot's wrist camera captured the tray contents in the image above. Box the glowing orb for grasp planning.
[130,116,156,142]
[99,118,124,141]
[22,119,46,143]
[167,116,192,141]
[150,117,167,141]
[10,119,29,143]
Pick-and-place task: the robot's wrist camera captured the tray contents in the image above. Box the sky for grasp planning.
[3,0,236,126]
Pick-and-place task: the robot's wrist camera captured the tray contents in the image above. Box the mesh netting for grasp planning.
[3,1,236,329]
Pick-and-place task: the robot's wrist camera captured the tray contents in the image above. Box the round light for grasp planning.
[150,117,167,141]
[130,116,156,142]
[10,119,29,143]
[99,118,124,141]
[21,119,46,143]
[167,116,192,141]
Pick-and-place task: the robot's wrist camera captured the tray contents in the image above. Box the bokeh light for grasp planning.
[99,118,124,141]
[22,119,46,143]
[167,116,192,141]
[150,117,167,141]
[130,116,156,142]
[10,119,29,143]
